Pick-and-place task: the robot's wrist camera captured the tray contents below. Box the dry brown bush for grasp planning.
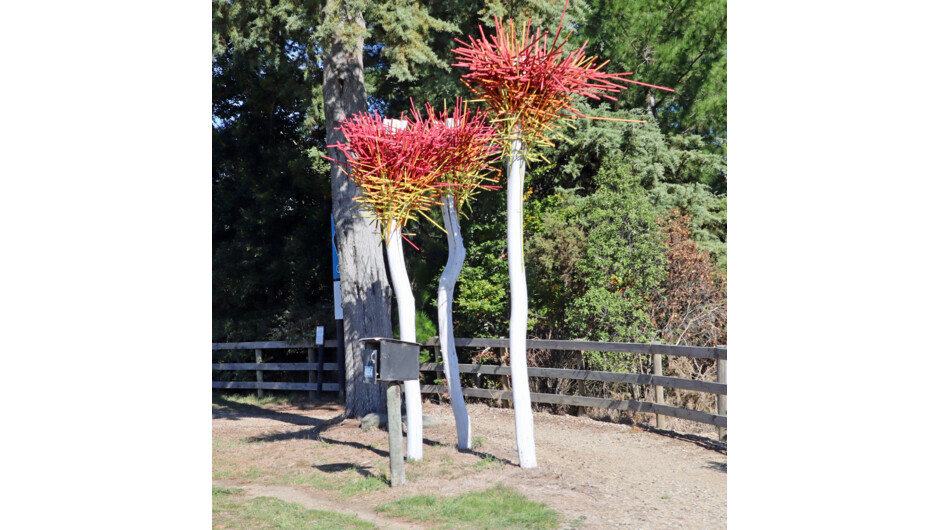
[649,209,727,349]
[648,209,726,419]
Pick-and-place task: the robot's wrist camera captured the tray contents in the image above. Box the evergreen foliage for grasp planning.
[566,164,665,352]
[212,0,728,361]
[526,164,665,373]
[213,0,332,341]
[451,189,510,338]
[618,116,726,267]
[582,0,727,139]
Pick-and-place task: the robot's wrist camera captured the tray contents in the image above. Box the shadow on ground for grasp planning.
[705,461,727,473]
[213,396,346,441]
[318,437,390,458]
[315,462,386,482]
[637,424,727,454]
[315,434,505,468]
[456,447,515,466]
[535,403,728,455]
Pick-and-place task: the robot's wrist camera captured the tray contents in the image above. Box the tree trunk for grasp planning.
[506,138,537,468]
[438,194,472,450]
[646,88,657,118]
[322,1,392,419]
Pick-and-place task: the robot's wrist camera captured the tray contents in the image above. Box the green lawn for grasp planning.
[376,483,560,529]
[212,486,375,529]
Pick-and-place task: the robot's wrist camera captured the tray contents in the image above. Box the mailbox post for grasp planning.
[360,338,421,487]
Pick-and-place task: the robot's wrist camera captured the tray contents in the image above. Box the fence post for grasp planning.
[255,348,264,399]
[335,320,345,401]
[577,351,587,417]
[307,347,315,401]
[499,347,512,409]
[386,382,406,486]
[717,358,727,441]
[316,326,325,400]
[653,352,665,429]
[433,344,442,399]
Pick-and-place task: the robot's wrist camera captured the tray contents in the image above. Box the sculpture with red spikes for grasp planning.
[327,101,500,457]
[328,112,442,245]
[412,99,501,450]
[451,0,674,469]
[451,1,673,160]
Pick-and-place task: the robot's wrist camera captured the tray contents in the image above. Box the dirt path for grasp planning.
[212,400,726,529]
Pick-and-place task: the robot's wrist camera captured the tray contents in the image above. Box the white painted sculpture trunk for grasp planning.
[506,138,537,468]
[386,219,423,461]
[437,194,472,450]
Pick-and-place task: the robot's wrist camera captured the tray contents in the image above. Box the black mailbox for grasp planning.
[360,338,420,383]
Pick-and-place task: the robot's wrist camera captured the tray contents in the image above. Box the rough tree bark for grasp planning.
[322,1,392,419]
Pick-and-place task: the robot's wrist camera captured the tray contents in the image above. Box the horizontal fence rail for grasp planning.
[212,363,339,371]
[213,339,342,400]
[420,386,725,427]
[423,337,726,360]
[212,337,726,433]
[212,341,338,350]
[212,381,341,391]
[419,363,726,395]
[419,337,727,431]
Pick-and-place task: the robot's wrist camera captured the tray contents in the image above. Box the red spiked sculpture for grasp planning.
[451,1,673,158]
[450,0,674,469]
[327,100,500,242]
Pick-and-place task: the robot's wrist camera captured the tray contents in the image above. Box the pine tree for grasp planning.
[583,0,727,139]
[212,0,335,342]
[213,0,459,417]
[318,0,393,417]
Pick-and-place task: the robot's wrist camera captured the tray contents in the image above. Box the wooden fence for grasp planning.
[212,337,726,435]
[419,338,726,434]
[212,340,343,399]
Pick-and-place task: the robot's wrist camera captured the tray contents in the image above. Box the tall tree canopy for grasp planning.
[583,0,727,139]
[213,0,332,341]
[213,0,728,410]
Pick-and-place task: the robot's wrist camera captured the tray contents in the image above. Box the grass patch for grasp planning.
[213,467,261,481]
[376,484,559,529]
[338,475,386,497]
[212,392,296,409]
[282,472,329,488]
[472,435,485,449]
[213,436,248,452]
[212,494,375,529]
[280,466,387,498]
[212,485,243,497]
